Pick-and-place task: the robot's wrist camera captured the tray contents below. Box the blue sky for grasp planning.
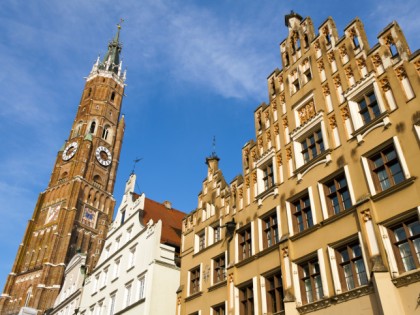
[0,0,419,291]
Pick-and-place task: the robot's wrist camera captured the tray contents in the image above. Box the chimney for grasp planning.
[163,200,172,209]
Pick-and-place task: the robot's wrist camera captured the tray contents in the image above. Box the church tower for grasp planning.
[0,24,126,315]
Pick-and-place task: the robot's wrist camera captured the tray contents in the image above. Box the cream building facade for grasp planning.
[178,13,420,315]
[77,174,185,315]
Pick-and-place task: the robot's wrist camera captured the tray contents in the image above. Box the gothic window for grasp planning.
[24,287,32,307]
[89,121,96,134]
[102,125,110,140]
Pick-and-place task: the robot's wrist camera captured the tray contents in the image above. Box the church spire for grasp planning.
[90,20,126,82]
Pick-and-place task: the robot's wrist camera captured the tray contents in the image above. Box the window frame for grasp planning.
[322,172,352,216]
[213,254,226,284]
[291,193,313,233]
[262,212,279,249]
[388,216,420,273]
[189,266,201,295]
[360,139,410,198]
[238,226,253,261]
[239,282,254,315]
[265,271,285,314]
[212,303,226,315]
[335,241,368,292]
[298,258,324,304]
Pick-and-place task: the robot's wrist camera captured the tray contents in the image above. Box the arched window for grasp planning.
[102,125,110,140]
[93,175,102,184]
[89,121,96,134]
[294,32,301,52]
[24,287,32,307]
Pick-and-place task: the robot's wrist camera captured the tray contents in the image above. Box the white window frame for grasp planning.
[291,112,330,171]
[361,137,410,196]
[345,74,387,131]
[255,151,276,196]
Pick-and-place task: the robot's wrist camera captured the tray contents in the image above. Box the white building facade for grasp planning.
[77,174,184,315]
[49,254,86,315]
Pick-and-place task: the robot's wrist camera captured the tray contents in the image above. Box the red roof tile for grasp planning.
[142,198,186,248]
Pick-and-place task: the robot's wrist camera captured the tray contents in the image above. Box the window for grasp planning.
[213,254,226,283]
[262,213,279,248]
[128,247,136,268]
[89,121,96,134]
[138,276,146,299]
[102,125,110,140]
[212,303,226,315]
[93,273,100,292]
[124,282,132,307]
[265,272,284,314]
[238,226,252,260]
[121,210,126,224]
[335,241,368,291]
[115,236,121,250]
[239,283,254,315]
[292,194,313,233]
[109,293,116,315]
[101,267,109,288]
[358,91,380,125]
[262,163,274,191]
[113,258,120,279]
[198,231,206,251]
[190,266,201,295]
[323,173,352,215]
[110,91,116,102]
[389,217,420,272]
[303,69,312,84]
[213,224,221,243]
[301,129,325,163]
[292,78,300,93]
[368,144,404,192]
[299,259,323,304]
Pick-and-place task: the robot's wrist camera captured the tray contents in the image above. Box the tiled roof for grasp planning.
[142,197,186,248]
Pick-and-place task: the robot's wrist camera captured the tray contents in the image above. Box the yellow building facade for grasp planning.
[178,13,420,315]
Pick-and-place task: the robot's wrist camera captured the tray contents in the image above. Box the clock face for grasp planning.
[62,142,78,161]
[81,207,96,228]
[95,146,112,166]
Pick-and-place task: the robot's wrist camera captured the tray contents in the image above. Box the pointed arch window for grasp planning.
[24,287,32,307]
[102,125,110,140]
[89,121,96,134]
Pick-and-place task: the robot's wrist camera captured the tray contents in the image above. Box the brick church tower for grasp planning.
[0,24,126,315]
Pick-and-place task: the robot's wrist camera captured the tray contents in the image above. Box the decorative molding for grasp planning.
[392,269,420,287]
